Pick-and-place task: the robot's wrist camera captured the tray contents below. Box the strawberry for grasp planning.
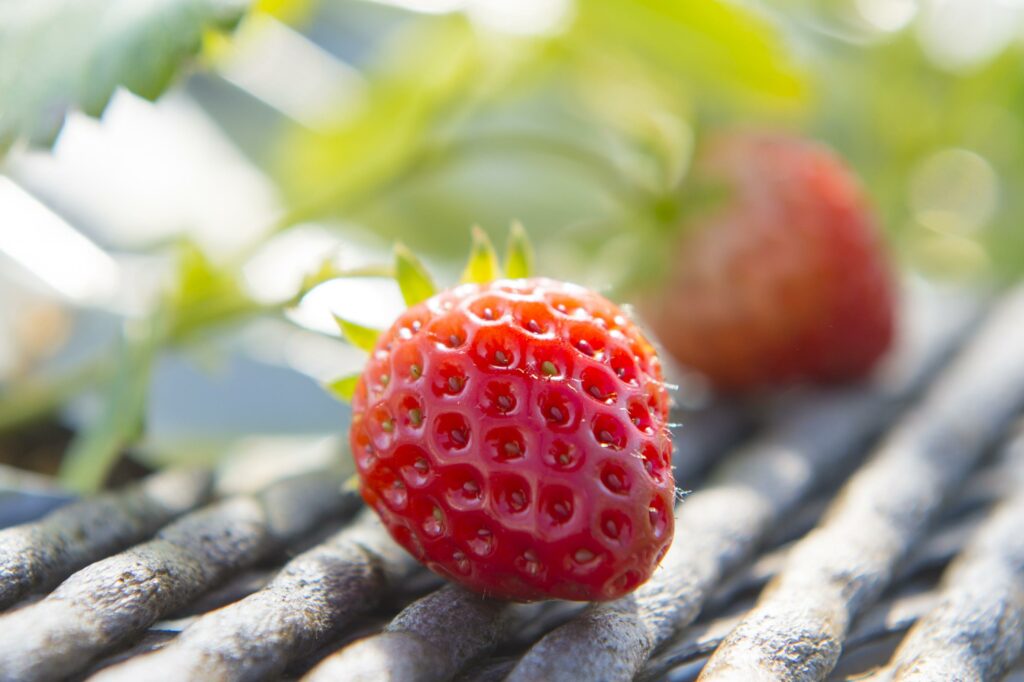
[641,131,896,392]
[348,275,675,602]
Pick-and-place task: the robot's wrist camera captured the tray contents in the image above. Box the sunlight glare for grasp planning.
[291,276,407,337]
[0,177,119,303]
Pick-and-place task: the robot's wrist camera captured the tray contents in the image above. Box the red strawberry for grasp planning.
[642,131,896,392]
[350,278,674,602]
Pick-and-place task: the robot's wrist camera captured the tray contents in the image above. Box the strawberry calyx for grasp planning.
[323,223,536,402]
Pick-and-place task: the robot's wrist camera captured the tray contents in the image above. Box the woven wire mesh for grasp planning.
[1,283,1023,682]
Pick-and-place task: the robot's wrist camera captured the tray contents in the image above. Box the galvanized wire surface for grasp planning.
[1,284,1023,682]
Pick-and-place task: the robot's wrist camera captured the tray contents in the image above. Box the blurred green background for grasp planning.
[1,0,1022,496]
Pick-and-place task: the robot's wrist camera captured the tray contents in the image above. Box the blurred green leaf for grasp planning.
[461,226,500,284]
[333,315,380,353]
[504,221,534,279]
[254,0,317,25]
[567,49,696,197]
[168,240,259,341]
[268,0,808,278]
[276,15,482,222]
[802,30,1024,277]
[571,0,807,109]
[394,242,437,306]
[325,374,360,403]
[0,0,251,153]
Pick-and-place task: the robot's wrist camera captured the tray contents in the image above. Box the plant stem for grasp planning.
[56,317,161,493]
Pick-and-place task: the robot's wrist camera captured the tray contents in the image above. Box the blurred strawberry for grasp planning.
[641,131,896,392]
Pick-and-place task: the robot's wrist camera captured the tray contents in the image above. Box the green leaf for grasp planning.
[571,0,805,109]
[333,315,381,353]
[461,226,500,284]
[325,374,360,403]
[167,240,259,341]
[0,0,251,153]
[394,242,437,306]
[276,16,481,221]
[504,221,535,279]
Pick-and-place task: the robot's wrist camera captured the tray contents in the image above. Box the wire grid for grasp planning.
[1,284,1023,682]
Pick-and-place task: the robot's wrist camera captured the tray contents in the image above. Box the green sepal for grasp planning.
[342,473,361,492]
[325,373,361,403]
[333,315,381,353]
[504,221,534,279]
[460,225,501,284]
[394,242,437,306]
